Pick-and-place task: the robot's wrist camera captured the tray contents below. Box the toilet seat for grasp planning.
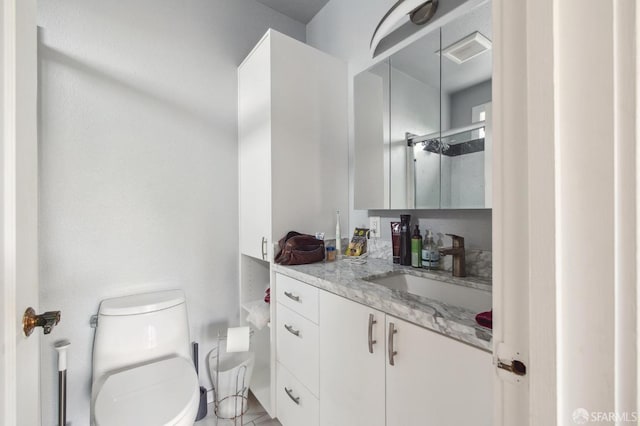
[94,356,199,426]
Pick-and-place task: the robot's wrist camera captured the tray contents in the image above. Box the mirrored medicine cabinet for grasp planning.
[354,1,492,210]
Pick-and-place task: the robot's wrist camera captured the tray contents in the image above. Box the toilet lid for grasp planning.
[94,356,199,426]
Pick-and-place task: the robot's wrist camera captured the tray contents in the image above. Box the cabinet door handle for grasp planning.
[388,322,398,366]
[284,291,300,302]
[284,387,300,405]
[368,313,377,354]
[284,324,300,337]
[261,237,267,260]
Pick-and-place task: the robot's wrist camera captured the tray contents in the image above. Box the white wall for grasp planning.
[449,79,492,129]
[307,0,491,250]
[37,1,305,424]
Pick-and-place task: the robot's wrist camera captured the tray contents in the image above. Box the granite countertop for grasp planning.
[272,257,493,352]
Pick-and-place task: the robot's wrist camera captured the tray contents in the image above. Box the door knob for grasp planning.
[23,307,61,336]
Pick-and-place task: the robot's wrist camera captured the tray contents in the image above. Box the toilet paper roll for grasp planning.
[226,326,250,353]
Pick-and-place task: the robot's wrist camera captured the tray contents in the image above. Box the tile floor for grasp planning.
[196,392,281,426]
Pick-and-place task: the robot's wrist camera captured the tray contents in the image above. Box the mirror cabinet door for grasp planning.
[354,60,390,210]
[440,2,493,209]
[389,28,442,209]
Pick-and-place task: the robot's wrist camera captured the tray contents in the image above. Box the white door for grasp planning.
[1,0,41,424]
[493,0,639,424]
[318,291,385,426]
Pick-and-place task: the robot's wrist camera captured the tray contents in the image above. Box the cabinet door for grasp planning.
[385,316,493,426]
[238,36,272,261]
[319,291,385,426]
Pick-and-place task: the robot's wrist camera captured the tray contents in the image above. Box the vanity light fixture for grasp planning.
[370,0,439,58]
[438,31,492,64]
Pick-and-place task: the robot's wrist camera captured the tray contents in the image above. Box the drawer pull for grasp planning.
[284,324,300,337]
[388,322,398,366]
[284,291,300,302]
[261,237,267,260]
[368,313,377,354]
[284,387,300,405]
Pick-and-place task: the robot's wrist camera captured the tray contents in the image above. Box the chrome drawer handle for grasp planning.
[368,313,377,354]
[284,324,300,337]
[284,291,300,302]
[388,322,398,366]
[284,387,300,405]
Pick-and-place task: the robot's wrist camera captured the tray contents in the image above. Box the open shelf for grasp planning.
[248,324,273,416]
[241,299,271,329]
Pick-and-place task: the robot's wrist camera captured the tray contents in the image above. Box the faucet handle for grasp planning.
[445,233,465,248]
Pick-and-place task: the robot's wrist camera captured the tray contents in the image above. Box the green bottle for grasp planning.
[411,225,422,268]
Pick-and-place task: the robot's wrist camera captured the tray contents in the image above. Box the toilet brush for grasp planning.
[54,340,70,426]
[193,342,208,421]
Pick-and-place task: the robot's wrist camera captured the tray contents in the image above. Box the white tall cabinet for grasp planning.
[237,29,348,416]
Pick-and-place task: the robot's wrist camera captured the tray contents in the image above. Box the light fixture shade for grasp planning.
[370,0,439,58]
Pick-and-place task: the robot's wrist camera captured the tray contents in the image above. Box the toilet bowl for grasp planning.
[91,290,200,426]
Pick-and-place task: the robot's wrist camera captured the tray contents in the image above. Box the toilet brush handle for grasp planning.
[54,340,70,426]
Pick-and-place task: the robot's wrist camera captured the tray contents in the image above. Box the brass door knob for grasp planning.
[23,307,61,336]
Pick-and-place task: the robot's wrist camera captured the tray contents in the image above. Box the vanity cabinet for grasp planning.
[274,274,320,426]
[385,316,493,426]
[318,291,385,426]
[274,274,493,426]
[238,29,348,261]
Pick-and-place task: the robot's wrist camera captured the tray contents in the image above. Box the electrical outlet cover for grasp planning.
[369,216,381,238]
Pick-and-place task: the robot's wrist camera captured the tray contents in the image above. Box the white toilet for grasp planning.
[91,290,200,426]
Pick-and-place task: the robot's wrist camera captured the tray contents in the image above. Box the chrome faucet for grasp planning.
[439,234,466,277]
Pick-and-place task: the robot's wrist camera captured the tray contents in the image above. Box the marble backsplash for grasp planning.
[366,238,492,280]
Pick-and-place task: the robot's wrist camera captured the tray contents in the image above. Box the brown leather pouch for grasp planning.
[274,231,325,265]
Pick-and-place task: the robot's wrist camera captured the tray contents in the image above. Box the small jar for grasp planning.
[326,246,336,262]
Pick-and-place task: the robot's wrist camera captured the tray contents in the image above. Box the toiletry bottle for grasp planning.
[399,214,411,265]
[335,210,341,258]
[411,225,422,268]
[390,222,401,264]
[422,230,440,270]
[421,232,430,267]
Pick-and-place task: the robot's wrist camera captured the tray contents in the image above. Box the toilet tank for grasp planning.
[92,290,192,384]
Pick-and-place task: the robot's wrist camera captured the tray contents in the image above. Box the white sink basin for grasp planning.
[364,272,492,313]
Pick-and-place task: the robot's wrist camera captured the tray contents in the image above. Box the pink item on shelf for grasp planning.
[475,310,492,329]
[264,288,270,304]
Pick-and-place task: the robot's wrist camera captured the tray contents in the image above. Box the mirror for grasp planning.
[439,2,492,208]
[390,28,441,209]
[354,1,492,210]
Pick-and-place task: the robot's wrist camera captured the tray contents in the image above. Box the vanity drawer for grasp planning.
[277,362,319,426]
[276,303,319,396]
[275,273,319,323]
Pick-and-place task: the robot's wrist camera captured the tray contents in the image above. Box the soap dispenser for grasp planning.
[422,230,440,270]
